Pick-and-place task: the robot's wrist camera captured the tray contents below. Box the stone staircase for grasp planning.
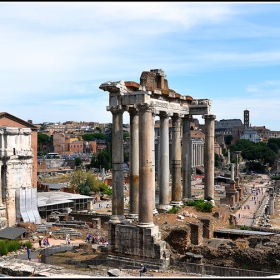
[52,227,82,238]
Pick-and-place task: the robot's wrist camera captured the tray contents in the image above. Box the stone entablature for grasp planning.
[101,79,212,118]
[0,127,33,160]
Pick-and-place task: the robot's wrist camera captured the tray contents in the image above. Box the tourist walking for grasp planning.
[37,252,42,263]
[139,263,146,277]
[26,246,31,261]
[66,233,70,246]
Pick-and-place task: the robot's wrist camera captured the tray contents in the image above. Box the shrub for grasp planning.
[0,239,24,256]
[7,240,21,252]
[0,241,8,256]
[185,200,196,206]
[187,199,214,212]
[201,202,214,212]
[168,206,179,214]
[240,225,249,230]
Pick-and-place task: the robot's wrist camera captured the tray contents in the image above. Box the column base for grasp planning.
[137,222,155,228]
[205,199,215,206]
[157,204,172,213]
[126,213,138,222]
[182,197,193,203]
[170,201,183,208]
[109,215,128,225]
[0,204,7,230]
[153,208,158,215]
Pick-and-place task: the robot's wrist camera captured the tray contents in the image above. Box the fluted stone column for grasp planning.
[182,114,192,200]
[109,106,126,224]
[170,114,182,207]
[158,112,171,211]
[127,107,139,220]
[203,114,216,202]
[138,104,155,228]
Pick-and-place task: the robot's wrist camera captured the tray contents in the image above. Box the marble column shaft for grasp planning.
[159,112,170,206]
[182,115,192,199]
[128,108,139,217]
[171,114,182,203]
[0,165,2,205]
[138,104,154,227]
[203,114,216,201]
[231,163,235,180]
[110,107,125,223]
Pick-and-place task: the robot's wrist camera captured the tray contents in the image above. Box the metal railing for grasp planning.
[171,261,279,277]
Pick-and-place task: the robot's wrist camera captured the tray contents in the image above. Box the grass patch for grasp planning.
[185,199,214,212]
[0,239,28,256]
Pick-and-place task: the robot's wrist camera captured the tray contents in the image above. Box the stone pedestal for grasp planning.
[0,205,7,229]
[107,223,170,269]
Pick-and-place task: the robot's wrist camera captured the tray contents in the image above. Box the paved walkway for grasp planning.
[235,175,270,227]
[17,237,94,262]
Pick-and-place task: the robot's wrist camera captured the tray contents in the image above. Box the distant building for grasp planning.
[244,109,250,129]
[240,127,262,143]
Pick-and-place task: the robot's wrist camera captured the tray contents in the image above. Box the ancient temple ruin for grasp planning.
[0,126,41,228]
[99,69,215,268]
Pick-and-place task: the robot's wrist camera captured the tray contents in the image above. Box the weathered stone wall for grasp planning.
[0,127,34,227]
[107,223,170,267]
[69,213,110,227]
[0,118,37,187]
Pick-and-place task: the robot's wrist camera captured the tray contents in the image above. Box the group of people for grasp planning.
[86,233,108,246]
[38,236,50,247]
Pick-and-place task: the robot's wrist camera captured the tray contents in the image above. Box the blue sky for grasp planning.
[1,2,280,130]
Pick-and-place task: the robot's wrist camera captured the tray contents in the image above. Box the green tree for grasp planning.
[123,131,130,139]
[124,151,129,163]
[228,139,276,171]
[82,134,95,141]
[92,133,107,140]
[77,183,91,196]
[224,135,233,145]
[70,169,86,188]
[215,153,221,169]
[267,142,279,154]
[91,149,111,171]
[75,157,83,167]
[268,138,280,151]
[38,132,50,146]
[70,170,107,194]
[82,133,107,141]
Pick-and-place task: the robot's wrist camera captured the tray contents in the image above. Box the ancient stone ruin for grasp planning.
[99,69,215,268]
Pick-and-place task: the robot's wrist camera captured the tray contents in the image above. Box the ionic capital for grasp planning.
[137,103,153,112]
[108,105,125,115]
[202,114,216,120]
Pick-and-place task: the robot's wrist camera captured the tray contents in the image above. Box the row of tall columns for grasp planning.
[109,103,216,227]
